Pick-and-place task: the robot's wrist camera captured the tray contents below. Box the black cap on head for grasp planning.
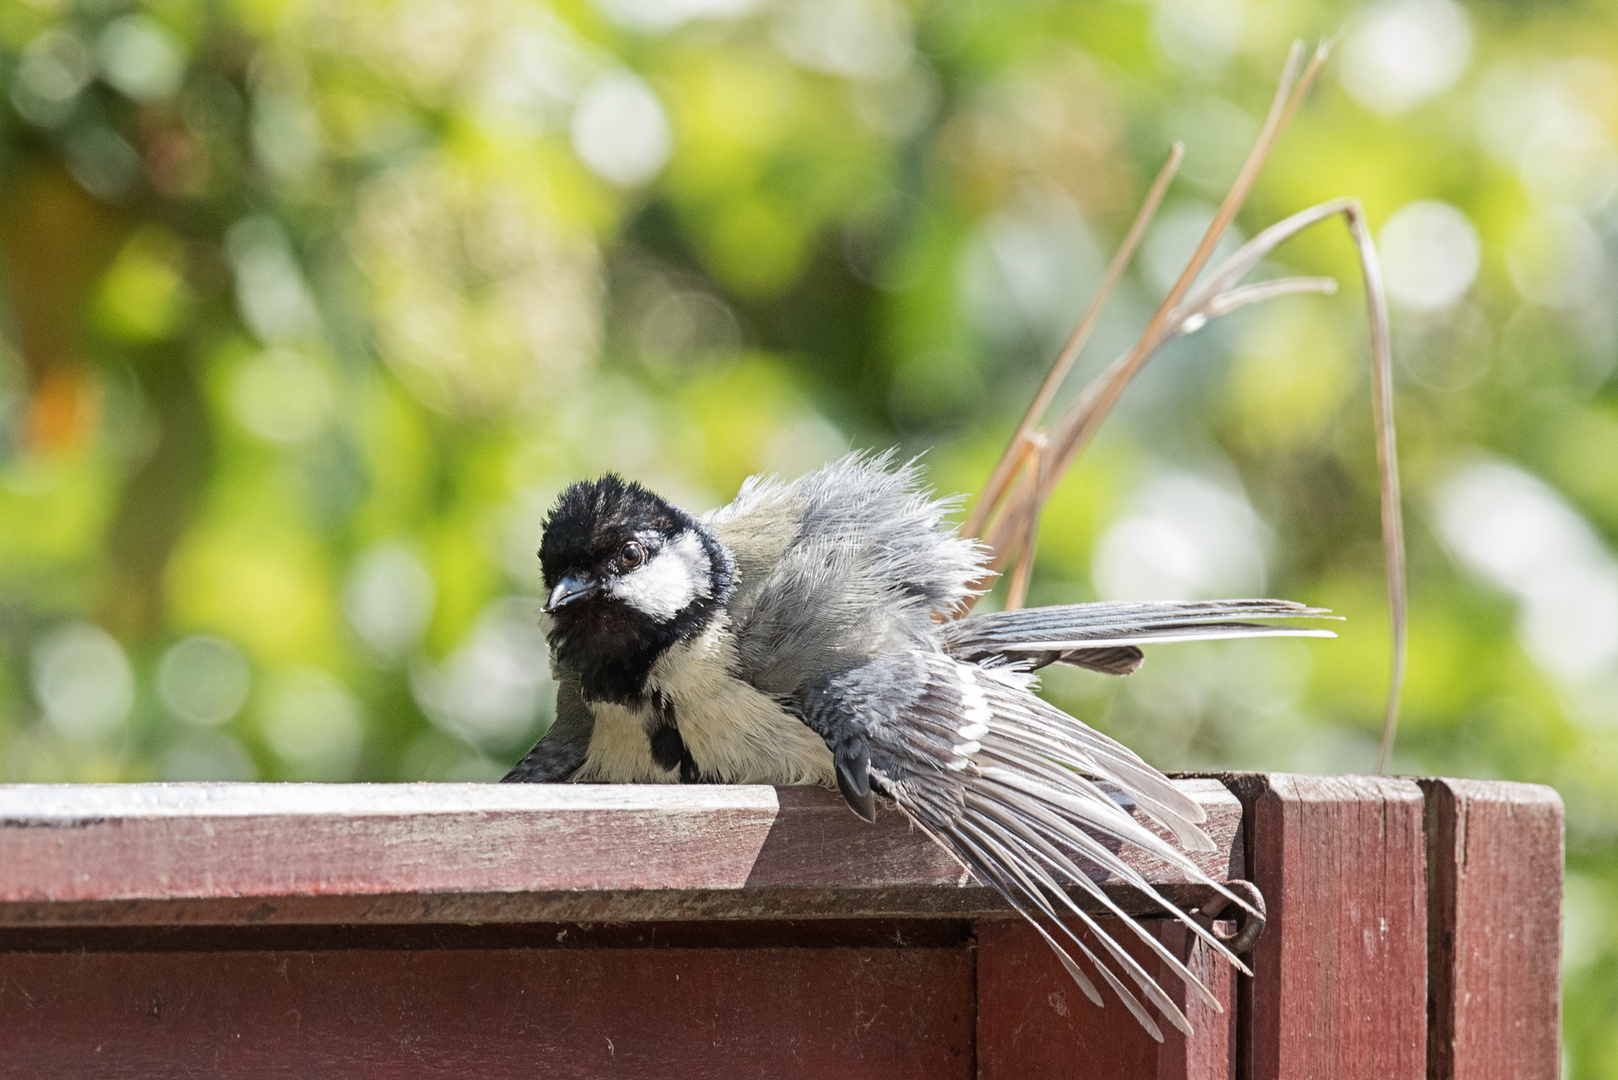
[539,474,688,590]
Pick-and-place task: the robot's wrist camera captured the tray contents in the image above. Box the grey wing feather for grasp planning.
[801,650,931,822]
[941,599,1336,675]
[710,452,989,698]
[501,673,592,783]
[801,648,1258,1041]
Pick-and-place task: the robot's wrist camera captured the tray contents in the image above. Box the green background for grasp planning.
[0,0,1612,1068]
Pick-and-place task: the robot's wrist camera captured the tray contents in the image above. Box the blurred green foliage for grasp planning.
[0,0,1615,1068]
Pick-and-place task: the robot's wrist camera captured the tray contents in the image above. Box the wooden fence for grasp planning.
[0,774,1561,1078]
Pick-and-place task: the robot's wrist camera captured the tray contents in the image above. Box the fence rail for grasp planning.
[0,774,1560,1079]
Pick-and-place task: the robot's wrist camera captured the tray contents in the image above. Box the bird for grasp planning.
[503,452,1333,1039]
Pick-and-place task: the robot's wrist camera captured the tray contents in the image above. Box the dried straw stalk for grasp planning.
[960,41,1408,774]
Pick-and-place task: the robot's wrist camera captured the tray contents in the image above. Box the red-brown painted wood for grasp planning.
[0,781,1241,926]
[1235,773,1428,1080]
[975,917,1236,1080]
[1154,923,1239,1080]
[0,784,781,901]
[0,944,974,1079]
[1421,778,1563,1080]
[0,774,1566,1079]
[0,917,979,954]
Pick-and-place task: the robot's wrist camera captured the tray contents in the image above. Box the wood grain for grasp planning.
[1232,773,1428,1080]
[976,917,1235,1080]
[0,944,974,1079]
[0,783,781,899]
[1154,922,1240,1080]
[0,780,1241,926]
[1421,778,1563,1080]
[0,774,1568,1078]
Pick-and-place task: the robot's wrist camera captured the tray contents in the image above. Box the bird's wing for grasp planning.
[709,452,989,699]
[800,649,1256,1041]
[501,673,593,782]
[940,599,1337,675]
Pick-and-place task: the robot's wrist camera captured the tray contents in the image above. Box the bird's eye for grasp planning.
[620,541,646,569]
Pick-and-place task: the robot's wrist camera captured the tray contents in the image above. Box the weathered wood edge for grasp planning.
[1210,772,1566,1080]
[0,882,1244,928]
[0,780,1240,927]
[1421,778,1563,1080]
[1211,772,1430,1080]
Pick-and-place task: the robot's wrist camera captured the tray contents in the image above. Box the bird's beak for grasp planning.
[544,574,600,613]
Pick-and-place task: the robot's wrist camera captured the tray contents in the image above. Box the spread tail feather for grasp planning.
[813,651,1258,1040]
[941,599,1336,674]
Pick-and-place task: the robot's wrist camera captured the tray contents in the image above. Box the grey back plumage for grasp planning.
[708,452,987,699]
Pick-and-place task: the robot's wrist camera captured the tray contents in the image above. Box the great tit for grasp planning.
[504,453,1332,1039]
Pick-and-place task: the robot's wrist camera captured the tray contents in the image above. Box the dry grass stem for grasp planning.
[959,40,1409,770]
[1346,204,1407,774]
[1182,276,1338,328]
[1037,42,1328,500]
[1002,432,1048,611]
[964,143,1185,544]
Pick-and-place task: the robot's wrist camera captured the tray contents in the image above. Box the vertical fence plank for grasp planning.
[1153,922,1238,1080]
[1231,773,1428,1080]
[976,917,1235,1080]
[1421,778,1563,1080]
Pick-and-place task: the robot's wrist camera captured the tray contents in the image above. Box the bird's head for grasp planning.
[538,475,734,701]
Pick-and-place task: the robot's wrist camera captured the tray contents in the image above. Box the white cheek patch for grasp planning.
[609,532,712,620]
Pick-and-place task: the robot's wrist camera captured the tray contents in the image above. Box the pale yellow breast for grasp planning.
[572,698,675,783]
[648,620,835,787]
